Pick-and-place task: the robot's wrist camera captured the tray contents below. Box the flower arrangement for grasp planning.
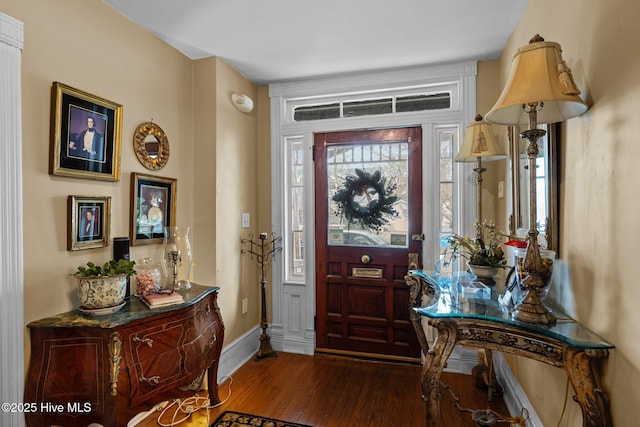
[444,221,508,268]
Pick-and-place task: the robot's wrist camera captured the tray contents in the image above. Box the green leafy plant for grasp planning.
[445,221,507,268]
[74,259,137,277]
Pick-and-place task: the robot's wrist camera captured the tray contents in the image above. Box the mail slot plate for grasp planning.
[352,267,383,279]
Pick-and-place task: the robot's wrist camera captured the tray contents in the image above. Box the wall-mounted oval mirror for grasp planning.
[133,122,169,170]
[509,123,559,252]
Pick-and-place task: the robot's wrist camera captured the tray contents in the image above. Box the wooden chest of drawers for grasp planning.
[24,284,224,427]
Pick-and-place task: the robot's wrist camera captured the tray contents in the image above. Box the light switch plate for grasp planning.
[242,212,250,228]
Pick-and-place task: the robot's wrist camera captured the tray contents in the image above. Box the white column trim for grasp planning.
[0,12,25,427]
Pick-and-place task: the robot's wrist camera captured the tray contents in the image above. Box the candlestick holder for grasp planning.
[241,232,282,360]
[161,226,192,291]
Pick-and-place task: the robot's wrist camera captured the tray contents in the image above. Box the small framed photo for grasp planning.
[68,196,111,251]
[50,82,122,181]
[130,172,176,246]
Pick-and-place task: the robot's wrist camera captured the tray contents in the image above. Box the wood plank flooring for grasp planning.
[135,352,511,427]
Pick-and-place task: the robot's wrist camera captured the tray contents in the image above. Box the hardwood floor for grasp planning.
[135,352,511,427]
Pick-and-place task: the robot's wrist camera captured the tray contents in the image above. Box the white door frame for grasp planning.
[268,62,477,355]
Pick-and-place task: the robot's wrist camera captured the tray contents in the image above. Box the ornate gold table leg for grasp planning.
[406,273,433,354]
[564,348,613,427]
[422,319,458,427]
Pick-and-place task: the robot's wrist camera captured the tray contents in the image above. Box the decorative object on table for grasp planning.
[332,168,399,232]
[130,172,177,245]
[241,232,282,360]
[67,195,111,251]
[49,82,122,182]
[135,257,162,295]
[133,121,170,170]
[212,411,313,427]
[73,259,136,312]
[444,221,507,285]
[113,236,131,296]
[455,114,506,240]
[514,248,555,302]
[138,290,184,308]
[161,226,192,291]
[485,34,588,325]
[508,123,560,252]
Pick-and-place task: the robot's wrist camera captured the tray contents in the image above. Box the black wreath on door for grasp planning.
[332,169,399,232]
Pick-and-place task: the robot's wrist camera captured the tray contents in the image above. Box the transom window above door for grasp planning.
[293,93,451,122]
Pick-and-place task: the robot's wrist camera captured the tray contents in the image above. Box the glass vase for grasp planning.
[161,226,192,290]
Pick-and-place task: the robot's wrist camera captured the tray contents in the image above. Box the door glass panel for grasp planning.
[439,131,455,277]
[327,142,408,247]
[288,139,304,280]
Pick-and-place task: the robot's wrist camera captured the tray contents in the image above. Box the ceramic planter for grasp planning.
[76,274,127,309]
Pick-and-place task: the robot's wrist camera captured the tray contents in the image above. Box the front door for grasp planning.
[314,127,423,361]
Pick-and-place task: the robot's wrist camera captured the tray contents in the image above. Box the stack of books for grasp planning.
[139,291,184,309]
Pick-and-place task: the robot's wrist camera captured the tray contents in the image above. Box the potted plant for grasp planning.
[444,221,507,280]
[74,259,136,310]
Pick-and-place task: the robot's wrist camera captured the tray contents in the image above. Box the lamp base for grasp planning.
[255,329,277,361]
[511,289,556,325]
[256,319,278,361]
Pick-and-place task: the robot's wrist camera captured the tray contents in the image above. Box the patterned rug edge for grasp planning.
[211,410,313,427]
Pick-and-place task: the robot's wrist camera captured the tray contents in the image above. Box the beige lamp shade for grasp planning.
[455,115,506,162]
[485,35,588,125]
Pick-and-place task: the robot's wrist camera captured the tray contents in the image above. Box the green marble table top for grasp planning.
[28,284,219,329]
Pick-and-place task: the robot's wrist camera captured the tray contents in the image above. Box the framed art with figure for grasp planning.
[68,195,111,251]
[130,172,176,246]
[50,82,122,181]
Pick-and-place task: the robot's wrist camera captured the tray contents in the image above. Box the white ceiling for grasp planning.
[103,0,527,86]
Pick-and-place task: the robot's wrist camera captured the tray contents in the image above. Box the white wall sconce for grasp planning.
[231,93,254,113]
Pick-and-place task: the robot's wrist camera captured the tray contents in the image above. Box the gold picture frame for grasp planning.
[68,195,111,251]
[130,172,177,246]
[50,82,122,181]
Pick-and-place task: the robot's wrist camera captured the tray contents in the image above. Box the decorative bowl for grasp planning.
[468,264,500,279]
[76,274,128,309]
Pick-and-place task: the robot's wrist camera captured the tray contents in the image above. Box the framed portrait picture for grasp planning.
[50,82,122,181]
[68,195,111,251]
[130,172,177,246]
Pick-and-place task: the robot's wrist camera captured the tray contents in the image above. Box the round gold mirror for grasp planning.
[133,122,169,170]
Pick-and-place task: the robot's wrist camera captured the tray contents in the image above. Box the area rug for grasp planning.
[211,411,313,427]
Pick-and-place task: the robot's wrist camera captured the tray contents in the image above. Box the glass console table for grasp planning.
[405,270,614,427]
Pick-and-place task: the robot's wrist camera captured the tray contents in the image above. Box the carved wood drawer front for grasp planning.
[183,321,219,375]
[192,299,214,333]
[130,323,184,362]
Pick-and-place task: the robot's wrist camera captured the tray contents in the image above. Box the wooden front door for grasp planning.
[314,127,423,361]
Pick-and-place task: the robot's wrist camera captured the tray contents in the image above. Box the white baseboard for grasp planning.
[216,325,260,383]
[493,352,543,427]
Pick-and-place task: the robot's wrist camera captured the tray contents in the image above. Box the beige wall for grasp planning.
[5,0,635,423]
[488,0,640,425]
[1,0,264,368]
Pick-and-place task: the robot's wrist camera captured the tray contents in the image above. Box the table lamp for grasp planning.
[485,34,588,325]
[455,114,506,240]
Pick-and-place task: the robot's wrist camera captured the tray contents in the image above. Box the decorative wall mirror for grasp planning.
[133,121,170,170]
[509,123,559,252]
